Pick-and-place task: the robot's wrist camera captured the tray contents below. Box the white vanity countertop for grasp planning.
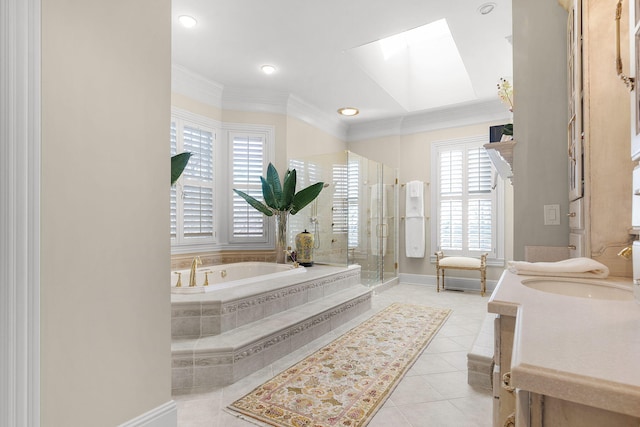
[488,271,640,418]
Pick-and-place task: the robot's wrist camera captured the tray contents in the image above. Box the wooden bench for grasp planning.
[434,251,488,296]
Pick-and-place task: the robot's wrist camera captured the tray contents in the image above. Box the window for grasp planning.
[332,164,348,234]
[171,115,216,247]
[431,137,503,261]
[225,123,275,246]
[170,109,274,253]
[231,132,267,241]
[330,160,360,248]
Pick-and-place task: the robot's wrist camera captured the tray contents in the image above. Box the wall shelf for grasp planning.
[484,140,516,183]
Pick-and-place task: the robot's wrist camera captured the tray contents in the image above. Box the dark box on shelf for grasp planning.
[489,125,505,142]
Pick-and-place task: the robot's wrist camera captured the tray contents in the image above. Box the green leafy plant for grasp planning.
[233,163,324,216]
[171,152,192,185]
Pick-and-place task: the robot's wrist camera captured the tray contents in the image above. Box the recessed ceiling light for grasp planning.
[337,107,359,117]
[261,64,276,75]
[478,2,496,15]
[178,15,197,28]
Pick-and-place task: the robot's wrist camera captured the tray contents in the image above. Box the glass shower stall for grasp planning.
[288,151,398,287]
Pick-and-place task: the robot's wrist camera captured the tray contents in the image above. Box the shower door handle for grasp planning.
[377,223,388,238]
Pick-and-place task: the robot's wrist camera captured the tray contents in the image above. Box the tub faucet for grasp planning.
[618,246,633,260]
[189,256,202,287]
[284,248,299,268]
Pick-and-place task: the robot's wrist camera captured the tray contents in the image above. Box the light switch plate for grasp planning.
[544,204,560,225]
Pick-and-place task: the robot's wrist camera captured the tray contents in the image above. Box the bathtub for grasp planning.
[171,261,306,294]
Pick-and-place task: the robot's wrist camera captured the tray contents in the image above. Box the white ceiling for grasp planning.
[171,0,513,130]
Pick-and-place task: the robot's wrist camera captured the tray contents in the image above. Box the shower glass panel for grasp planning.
[288,151,398,287]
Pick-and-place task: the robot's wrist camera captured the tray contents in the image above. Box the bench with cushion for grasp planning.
[434,251,488,296]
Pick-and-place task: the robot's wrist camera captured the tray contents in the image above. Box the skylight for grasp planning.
[347,19,476,112]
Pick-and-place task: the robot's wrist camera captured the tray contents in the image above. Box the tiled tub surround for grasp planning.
[489,271,640,423]
[171,264,362,338]
[172,265,373,393]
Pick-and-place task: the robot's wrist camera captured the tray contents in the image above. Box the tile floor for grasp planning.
[174,283,493,427]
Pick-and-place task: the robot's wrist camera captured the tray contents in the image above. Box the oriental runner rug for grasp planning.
[227,303,451,427]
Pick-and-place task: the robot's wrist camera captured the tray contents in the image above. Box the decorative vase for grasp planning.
[275,211,288,264]
[295,229,314,267]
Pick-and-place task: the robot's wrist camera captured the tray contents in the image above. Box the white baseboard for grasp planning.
[399,273,497,294]
[118,401,177,427]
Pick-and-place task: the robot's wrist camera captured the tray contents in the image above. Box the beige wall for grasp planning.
[41,1,172,425]
[286,116,347,158]
[512,0,570,260]
[172,92,222,121]
[349,122,514,281]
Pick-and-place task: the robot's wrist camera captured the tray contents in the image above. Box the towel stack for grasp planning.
[507,257,610,279]
[405,180,425,258]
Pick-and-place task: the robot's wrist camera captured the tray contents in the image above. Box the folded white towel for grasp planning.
[507,257,609,279]
[405,217,425,258]
[405,181,424,217]
[407,180,422,198]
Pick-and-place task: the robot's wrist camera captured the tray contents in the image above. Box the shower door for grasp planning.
[348,153,398,286]
[381,163,398,282]
[288,151,398,287]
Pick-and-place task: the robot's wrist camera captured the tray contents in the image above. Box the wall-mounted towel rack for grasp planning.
[401,182,430,187]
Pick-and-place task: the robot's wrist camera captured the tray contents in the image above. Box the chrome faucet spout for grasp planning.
[189,256,202,287]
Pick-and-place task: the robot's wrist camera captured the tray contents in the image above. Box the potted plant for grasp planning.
[171,152,192,185]
[233,163,324,263]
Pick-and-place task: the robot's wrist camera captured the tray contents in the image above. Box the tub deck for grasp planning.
[171,264,376,394]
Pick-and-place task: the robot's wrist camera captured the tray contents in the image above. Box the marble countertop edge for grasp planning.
[511,362,640,418]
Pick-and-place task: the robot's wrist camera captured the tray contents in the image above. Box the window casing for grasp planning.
[430,136,504,262]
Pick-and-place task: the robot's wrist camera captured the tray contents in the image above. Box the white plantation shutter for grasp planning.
[467,148,493,193]
[439,199,463,250]
[439,150,463,196]
[182,126,214,181]
[468,199,492,251]
[332,161,360,247]
[171,116,216,245]
[171,121,177,239]
[467,148,493,252]
[433,139,496,257]
[347,159,360,248]
[183,185,214,238]
[232,134,266,239]
[170,186,177,239]
[332,164,348,234]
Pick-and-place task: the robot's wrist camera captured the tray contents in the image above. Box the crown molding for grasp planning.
[171,65,512,144]
[171,64,224,108]
[286,94,348,140]
[170,67,348,140]
[347,99,512,141]
[221,86,289,114]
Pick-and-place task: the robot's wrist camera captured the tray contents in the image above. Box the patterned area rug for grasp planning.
[227,303,452,427]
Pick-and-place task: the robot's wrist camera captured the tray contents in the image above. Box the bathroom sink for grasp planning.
[521,278,633,301]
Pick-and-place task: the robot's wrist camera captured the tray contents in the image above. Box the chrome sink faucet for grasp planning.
[189,256,202,287]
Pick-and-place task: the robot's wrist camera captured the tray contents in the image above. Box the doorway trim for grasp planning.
[1,0,41,425]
